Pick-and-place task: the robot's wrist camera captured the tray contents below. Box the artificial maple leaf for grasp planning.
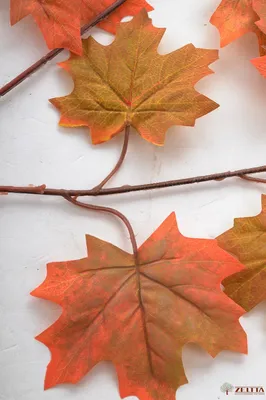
[10,0,81,54]
[10,0,153,55]
[251,54,266,75]
[32,213,247,400]
[81,0,153,34]
[210,0,258,47]
[210,0,266,59]
[254,27,266,55]
[253,0,266,35]
[251,0,266,73]
[218,195,266,311]
[50,10,219,146]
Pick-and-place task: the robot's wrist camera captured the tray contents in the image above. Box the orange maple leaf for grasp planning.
[210,0,258,47]
[50,10,219,146]
[10,0,153,55]
[210,0,266,55]
[32,213,247,400]
[218,195,266,311]
[81,0,153,35]
[251,54,266,75]
[250,1,266,73]
[253,0,266,35]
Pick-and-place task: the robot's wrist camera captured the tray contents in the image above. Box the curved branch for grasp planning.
[1,165,266,197]
[63,194,138,263]
[0,0,127,97]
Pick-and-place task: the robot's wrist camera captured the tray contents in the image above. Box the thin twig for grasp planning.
[0,0,127,97]
[1,165,266,197]
[92,124,130,192]
[240,175,266,184]
[63,195,138,261]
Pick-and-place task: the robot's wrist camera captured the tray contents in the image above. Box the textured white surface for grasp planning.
[1,0,266,399]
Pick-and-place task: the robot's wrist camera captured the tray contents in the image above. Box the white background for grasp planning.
[1,0,266,399]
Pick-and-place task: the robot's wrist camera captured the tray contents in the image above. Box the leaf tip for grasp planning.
[251,55,266,78]
[213,101,220,111]
[49,97,56,107]
[30,283,43,298]
[163,211,179,232]
[30,289,37,298]
[44,377,54,391]
[58,60,71,72]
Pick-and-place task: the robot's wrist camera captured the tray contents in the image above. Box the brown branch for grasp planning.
[0,0,127,97]
[92,124,130,192]
[1,164,266,197]
[63,195,138,262]
[240,175,266,184]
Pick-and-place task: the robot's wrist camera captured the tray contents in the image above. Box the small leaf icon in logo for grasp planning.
[221,383,234,395]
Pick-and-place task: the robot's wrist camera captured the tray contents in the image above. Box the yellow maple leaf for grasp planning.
[218,195,266,311]
[51,10,219,146]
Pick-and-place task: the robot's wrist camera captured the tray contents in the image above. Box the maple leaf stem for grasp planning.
[63,194,138,261]
[92,124,130,192]
[1,165,266,197]
[0,0,127,97]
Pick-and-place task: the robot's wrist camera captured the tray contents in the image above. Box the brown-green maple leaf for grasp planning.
[218,195,266,311]
[32,213,247,400]
[50,10,219,146]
